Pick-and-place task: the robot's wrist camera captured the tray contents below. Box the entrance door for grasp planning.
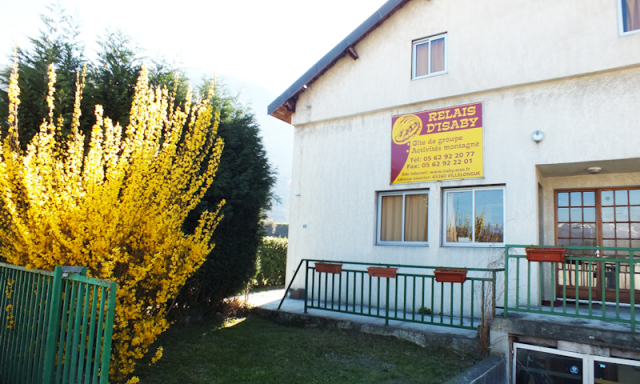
[555,188,640,303]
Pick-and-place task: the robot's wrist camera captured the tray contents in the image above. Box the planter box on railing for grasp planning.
[314,262,343,274]
[525,247,566,263]
[367,266,398,278]
[434,268,468,283]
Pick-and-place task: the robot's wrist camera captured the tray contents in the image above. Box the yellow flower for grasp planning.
[150,346,163,365]
[0,60,224,382]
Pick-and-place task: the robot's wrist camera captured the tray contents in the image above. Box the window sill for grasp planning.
[376,242,429,247]
[441,243,505,248]
[620,29,640,37]
[412,70,448,81]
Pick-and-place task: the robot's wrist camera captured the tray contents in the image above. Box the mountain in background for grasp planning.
[185,67,293,223]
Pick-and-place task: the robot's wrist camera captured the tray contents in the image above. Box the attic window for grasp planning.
[620,0,640,34]
[412,34,447,80]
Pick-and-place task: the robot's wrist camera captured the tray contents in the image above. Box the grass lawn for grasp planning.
[134,314,479,383]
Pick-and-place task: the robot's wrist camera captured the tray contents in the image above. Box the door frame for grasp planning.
[554,187,640,304]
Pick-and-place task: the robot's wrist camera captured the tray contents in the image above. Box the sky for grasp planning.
[0,0,390,222]
[0,0,388,96]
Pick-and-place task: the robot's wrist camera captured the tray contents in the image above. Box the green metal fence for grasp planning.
[504,244,640,332]
[279,259,503,330]
[0,262,117,384]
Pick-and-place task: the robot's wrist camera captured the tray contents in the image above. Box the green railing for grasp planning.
[280,259,503,330]
[0,262,117,384]
[504,245,640,332]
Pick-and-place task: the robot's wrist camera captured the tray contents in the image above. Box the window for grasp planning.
[556,188,640,254]
[619,0,640,34]
[377,191,429,245]
[412,34,447,80]
[443,186,505,246]
[514,343,640,383]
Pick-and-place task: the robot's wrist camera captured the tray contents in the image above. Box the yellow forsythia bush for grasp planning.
[0,59,224,382]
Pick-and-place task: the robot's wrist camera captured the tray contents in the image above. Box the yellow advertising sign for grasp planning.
[391,103,483,184]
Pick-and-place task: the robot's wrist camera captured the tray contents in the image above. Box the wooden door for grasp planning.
[555,188,640,303]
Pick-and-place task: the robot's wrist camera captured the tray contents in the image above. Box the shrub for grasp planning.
[0,62,224,383]
[177,84,276,308]
[255,237,288,286]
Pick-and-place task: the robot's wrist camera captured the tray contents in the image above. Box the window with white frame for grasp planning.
[619,0,640,34]
[377,191,429,245]
[412,34,447,80]
[443,186,505,245]
[514,342,640,383]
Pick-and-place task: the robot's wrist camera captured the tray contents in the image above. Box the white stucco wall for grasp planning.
[282,0,640,309]
[292,0,640,127]
[288,66,640,288]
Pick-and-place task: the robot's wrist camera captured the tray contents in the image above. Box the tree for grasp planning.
[85,29,141,129]
[180,79,276,307]
[0,4,89,148]
[0,8,276,377]
[0,9,191,144]
[0,62,224,383]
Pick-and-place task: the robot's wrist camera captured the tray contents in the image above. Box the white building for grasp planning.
[269,1,640,381]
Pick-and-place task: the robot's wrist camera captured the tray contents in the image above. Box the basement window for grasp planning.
[412,33,447,80]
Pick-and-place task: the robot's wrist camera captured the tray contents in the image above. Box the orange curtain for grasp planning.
[624,0,640,32]
[415,43,429,77]
[404,194,428,242]
[430,37,445,73]
[381,196,402,241]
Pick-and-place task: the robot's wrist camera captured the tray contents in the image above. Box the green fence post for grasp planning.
[492,270,497,317]
[504,246,509,318]
[630,250,636,333]
[385,277,390,326]
[304,260,308,314]
[42,266,63,384]
[99,281,118,384]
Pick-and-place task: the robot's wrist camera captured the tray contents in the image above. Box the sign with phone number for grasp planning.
[390,102,483,184]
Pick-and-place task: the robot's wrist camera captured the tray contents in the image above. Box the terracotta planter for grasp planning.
[314,262,343,274]
[367,267,398,278]
[434,268,468,283]
[541,299,563,307]
[525,247,566,263]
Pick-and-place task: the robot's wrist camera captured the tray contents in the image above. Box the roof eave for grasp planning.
[268,0,412,124]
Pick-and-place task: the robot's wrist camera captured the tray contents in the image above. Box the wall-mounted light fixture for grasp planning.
[531,130,545,143]
[587,167,602,174]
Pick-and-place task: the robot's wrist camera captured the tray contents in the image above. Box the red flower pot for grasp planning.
[434,268,468,283]
[367,267,398,278]
[315,262,343,274]
[525,247,566,263]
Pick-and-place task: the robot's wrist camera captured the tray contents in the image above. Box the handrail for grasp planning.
[505,244,640,252]
[278,258,504,310]
[277,259,304,310]
[285,259,504,272]
[277,259,502,330]
[504,244,639,332]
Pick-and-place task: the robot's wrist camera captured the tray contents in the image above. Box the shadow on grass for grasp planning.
[134,315,479,383]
